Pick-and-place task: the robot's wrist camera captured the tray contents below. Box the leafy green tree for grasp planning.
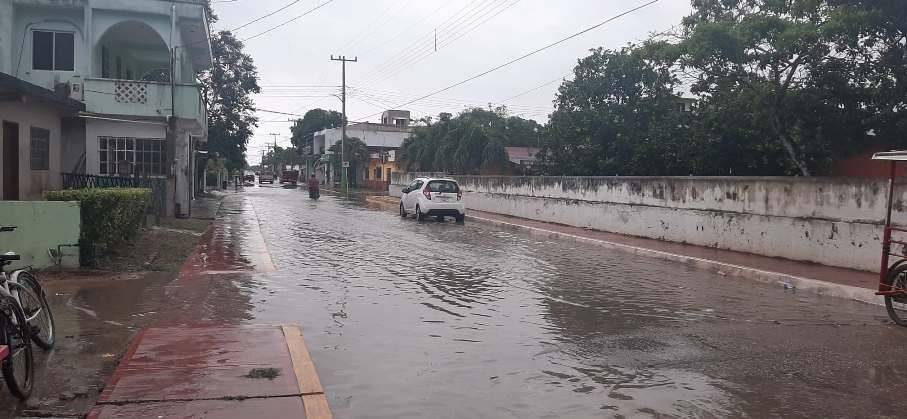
[677,0,866,175]
[540,46,691,176]
[199,29,261,173]
[328,137,370,181]
[263,146,304,168]
[399,108,543,174]
[290,109,344,153]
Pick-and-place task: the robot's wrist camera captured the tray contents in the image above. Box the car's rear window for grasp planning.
[426,180,459,193]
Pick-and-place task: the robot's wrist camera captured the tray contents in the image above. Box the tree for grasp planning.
[199,29,261,173]
[263,146,304,168]
[328,137,370,181]
[290,109,344,153]
[540,46,691,176]
[398,107,544,174]
[677,0,854,175]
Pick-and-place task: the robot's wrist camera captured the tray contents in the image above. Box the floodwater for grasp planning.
[218,186,907,418]
[8,185,907,418]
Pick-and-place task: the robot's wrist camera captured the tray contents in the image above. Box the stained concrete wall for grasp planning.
[391,174,906,272]
[0,201,80,269]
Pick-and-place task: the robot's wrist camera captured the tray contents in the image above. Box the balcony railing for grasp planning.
[83,78,207,131]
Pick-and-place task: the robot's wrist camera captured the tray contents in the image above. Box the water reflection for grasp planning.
[237,187,907,418]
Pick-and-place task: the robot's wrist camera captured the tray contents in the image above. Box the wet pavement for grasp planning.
[170,184,907,419]
[8,184,907,418]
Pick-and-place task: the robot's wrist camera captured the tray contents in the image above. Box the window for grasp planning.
[30,127,50,170]
[32,31,74,71]
[426,180,459,193]
[101,46,110,78]
[374,167,382,179]
[409,180,423,191]
[99,137,165,176]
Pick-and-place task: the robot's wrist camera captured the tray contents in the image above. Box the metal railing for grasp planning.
[61,173,167,216]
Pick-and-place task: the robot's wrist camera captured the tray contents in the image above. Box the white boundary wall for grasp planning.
[391,174,907,272]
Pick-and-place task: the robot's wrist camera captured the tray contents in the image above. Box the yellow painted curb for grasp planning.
[282,325,332,419]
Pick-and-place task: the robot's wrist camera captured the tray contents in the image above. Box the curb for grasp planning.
[365,196,883,307]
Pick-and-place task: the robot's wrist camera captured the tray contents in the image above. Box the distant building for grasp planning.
[381,110,410,127]
[310,110,413,189]
[675,97,696,113]
[505,147,540,167]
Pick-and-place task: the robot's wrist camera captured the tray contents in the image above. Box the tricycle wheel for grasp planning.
[884,264,907,326]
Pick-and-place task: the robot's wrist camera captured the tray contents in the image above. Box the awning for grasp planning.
[0,72,85,113]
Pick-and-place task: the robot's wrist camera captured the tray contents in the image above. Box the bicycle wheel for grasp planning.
[0,296,33,399]
[15,273,54,349]
[884,264,907,326]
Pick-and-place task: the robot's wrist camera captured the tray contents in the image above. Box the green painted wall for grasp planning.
[0,201,80,269]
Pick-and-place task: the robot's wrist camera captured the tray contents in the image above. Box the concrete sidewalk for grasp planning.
[86,325,329,419]
[88,195,330,418]
[366,195,882,306]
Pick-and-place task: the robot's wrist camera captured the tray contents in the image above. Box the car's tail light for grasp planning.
[423,187,432,200]
[457,190,463,200]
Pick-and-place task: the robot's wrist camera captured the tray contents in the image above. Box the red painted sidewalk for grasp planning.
[88,196,330,418]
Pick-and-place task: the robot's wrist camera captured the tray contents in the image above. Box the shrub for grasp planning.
[46,188,152,263]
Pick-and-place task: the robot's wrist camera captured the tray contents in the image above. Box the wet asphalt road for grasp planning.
[193,186,907,418]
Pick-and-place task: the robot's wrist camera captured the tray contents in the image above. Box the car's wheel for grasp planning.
[399,203,407,218]
[415,205,425,221]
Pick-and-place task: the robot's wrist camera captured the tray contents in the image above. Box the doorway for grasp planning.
[2,122,19,200]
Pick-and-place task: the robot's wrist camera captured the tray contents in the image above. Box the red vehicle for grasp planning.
[279,169,299,186]
[872,151,907,325]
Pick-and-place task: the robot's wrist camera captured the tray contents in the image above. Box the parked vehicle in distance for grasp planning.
[258,171,275,184]
[280,170,299,186]
[399,177,465,223]
[243,174,255,183]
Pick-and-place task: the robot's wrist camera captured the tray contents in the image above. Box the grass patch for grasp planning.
[243,367,281,380]
[95,217,212,273]
[158,217,212,234]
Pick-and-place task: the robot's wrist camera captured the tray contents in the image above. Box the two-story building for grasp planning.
[0,0,211,216]
[311,110,412,189]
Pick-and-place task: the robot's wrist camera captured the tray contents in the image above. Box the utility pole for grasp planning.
[331,55,357,193]
[269,133,280,171]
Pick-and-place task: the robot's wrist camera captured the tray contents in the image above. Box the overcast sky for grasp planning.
[209,0,693,165]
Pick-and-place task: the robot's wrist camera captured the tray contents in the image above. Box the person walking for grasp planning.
[307,174,320,200]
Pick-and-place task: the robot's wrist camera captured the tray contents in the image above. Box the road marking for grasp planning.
[281,324,332,419]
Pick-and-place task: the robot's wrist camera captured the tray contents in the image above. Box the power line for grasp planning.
[232,0,306,32]
[254,107,308,117]
[351,0,660,121]
[359,0,514,85]
[362,0,520,85]
[242,0,334,42]
[360,0,519,85]
[337,0,416,54]
[355,0,487,82]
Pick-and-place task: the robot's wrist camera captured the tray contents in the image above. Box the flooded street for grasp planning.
[199,185,907,418]
[25,185,907,418]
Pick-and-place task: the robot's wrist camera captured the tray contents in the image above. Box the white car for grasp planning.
[399,177,466,223]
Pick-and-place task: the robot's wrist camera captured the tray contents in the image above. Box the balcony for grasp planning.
[83,78,207,132]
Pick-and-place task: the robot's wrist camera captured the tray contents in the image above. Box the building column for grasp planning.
[0,0,13,74]
[84,4,93,76]
[173,128,191,217]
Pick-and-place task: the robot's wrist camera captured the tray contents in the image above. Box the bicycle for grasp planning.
[0,226,56,399]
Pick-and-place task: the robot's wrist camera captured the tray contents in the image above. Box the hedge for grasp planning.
[46,188,152,263]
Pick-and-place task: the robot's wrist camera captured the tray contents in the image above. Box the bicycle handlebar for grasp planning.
[0,226,16,233]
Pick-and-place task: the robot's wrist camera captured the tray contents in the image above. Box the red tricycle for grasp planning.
[872,151,907,325]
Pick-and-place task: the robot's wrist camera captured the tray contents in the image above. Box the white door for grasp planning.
[404,180,423,211]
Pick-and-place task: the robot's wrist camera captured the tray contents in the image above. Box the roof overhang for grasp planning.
[0,72,85,113]
[872,151,907,161]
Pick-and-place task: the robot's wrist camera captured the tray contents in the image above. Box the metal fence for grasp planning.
[61,173,167,216]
